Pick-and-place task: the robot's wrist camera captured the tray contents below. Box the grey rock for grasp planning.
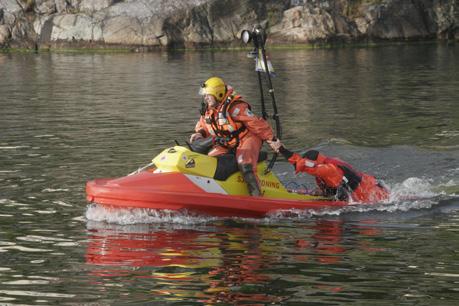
[104,0,208,19]
[0,0,23,14]
[51,13,102,41]
[79,0,113,14]
[353,5,383,35]
[55,0,69,13]
[432,0,456,38]
[54,0,81,13]
[10,17,38,48]
[206,0,266,44]
[0,24,9,44]
[34,0,57,15]
[0,0,457,50]
[368,1,431,39]
[270,5,336,42]
[102,15,143,45]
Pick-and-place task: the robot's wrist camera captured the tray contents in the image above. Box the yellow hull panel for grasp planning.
[152,146,328,201]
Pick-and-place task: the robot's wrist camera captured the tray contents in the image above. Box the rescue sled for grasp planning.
[86,145,349,218]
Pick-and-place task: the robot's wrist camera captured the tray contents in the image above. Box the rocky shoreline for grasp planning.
[1,0,457,51]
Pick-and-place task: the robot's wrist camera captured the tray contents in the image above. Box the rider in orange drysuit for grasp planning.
[190,77,276,196]
[269,141,389,203]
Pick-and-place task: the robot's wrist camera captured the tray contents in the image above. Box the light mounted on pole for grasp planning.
[240,27,266,48]
[241,30,252,44]
[240,26,281,174]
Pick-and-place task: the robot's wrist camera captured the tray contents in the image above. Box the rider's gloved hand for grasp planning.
[267,138,283,152]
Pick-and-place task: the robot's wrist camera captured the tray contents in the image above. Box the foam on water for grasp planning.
[269,177,457,220]
[85,204,218,225]
[388,177,439,200]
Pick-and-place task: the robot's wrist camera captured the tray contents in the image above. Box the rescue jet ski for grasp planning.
[86,145,351,218]
[86,27,369,218]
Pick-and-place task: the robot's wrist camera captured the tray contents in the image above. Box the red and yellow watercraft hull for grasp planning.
[86,171,347,218]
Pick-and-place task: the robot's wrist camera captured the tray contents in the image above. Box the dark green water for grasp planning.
[1,44,458,305]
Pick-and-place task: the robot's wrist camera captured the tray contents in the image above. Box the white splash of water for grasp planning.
[443,179,457,187]
[85,204,217,225]
[388,177,439,201]
[265,177,447,220]
[344,177,444,213]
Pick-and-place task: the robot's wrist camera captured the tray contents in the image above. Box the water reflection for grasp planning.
[85,218,384,303]
[86,226,214,268]
[85,222,278,303]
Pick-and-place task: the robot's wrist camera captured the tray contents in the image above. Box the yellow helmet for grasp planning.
[199,77,227,102]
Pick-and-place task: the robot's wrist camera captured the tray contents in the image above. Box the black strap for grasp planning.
[221,95,233,119]
[337,165,362,192]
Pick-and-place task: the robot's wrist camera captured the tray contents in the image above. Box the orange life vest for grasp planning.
[204,91,249,148]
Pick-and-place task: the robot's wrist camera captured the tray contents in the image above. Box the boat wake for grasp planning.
[270,176,458,219]
[85,204,220,225]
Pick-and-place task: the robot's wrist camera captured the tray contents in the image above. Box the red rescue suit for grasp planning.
[194,88,274,173]
[281,149,389,203]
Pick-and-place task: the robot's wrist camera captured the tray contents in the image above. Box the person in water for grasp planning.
[269,140,389,203]
[190,76,278,196]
